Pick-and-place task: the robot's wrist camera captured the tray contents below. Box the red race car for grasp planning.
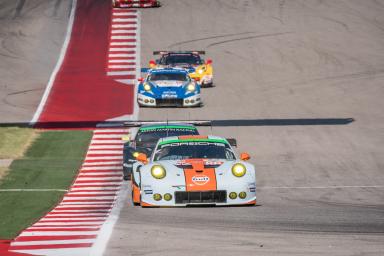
[112,0,161,8]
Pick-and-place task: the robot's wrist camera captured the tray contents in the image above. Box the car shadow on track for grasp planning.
[0,118,354,129]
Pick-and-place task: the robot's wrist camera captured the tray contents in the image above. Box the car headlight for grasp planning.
[132,152,139,158]
[187,83,196,92]
[198,69,204,74]
[232,163,246,177]
[143,83,151,91]
[151,165,166,179]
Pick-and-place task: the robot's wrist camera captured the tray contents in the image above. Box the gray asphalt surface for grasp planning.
[0,0,71,123]
[106,0,384,255]
[0,0,383,255]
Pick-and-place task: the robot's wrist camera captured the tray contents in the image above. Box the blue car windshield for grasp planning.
[148,73,188,81]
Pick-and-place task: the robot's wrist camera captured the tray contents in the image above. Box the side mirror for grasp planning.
[137,77,144,82]
[136,153,148,164]
[240,152,250,161]
[226,138,237,147]
[193,77,200,82]
[149,60,156,68]
[206,59,212,65]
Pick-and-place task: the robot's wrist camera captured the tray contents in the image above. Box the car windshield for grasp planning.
[136,129,198,146]
[148,73,188,81]
[159,54,202,65]
[153,141,236,161]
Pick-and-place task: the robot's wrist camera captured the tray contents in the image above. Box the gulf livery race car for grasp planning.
[122,123,199,180]
[149,51,213,87]
[112,0,161,8]
[137,68,201,107]
[131,135,256,207]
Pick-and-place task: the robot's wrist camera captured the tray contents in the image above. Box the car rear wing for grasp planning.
[153,51,206,55]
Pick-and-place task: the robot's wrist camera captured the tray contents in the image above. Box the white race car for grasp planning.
[131,135,256,207]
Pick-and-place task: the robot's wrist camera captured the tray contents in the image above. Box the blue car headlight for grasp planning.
[187,83,196,92]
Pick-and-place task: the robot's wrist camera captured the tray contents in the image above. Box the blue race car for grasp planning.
[137,68,202,107]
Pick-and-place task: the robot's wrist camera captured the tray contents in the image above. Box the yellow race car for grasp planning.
[149,51,213,87]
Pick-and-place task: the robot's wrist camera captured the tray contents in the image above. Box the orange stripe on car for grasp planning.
[183,159,217,191]
[132,182,141,204]
[141,201,155,207]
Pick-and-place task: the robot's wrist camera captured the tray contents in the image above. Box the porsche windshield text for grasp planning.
[154,142,235,161]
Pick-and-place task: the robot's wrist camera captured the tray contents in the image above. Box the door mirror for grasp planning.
[136,153,148,164]
[206,59,212,65]
[193,77,200,82]
[137,77,144,82]
[240,152,250,161]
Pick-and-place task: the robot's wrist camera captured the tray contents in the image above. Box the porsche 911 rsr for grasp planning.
[137,68,201,107]
[122,123,199,180]
[131,135,256,207]
[112,0,160,8]
[149,51,213,87]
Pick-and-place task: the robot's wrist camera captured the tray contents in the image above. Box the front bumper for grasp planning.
[137,93,201,107]
[140,183,256,207]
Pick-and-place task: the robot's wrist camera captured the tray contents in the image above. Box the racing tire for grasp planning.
[201,82,213,88]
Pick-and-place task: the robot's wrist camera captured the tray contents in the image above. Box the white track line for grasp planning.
[112,18,137,22]
[107,71,136,76]
[111,35,136,40]
[20,231,99,236]
[12,240,96,246]
[111,30,136,34]
[14,248,91,256]
[30,0,77,125]
[108,58,135,62]
[108,53,135,57]
[90,183,129,256]
[93,129,127,133]
[84,156,123,160]
[112,12,135,16]
[81,166,122,170]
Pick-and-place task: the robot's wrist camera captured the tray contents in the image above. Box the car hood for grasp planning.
[148,80,187,87]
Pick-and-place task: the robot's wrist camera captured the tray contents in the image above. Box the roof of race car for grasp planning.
[138,123,197,132]
[158,135,229,146]
[149,68,188,74]
[154,50,205,55]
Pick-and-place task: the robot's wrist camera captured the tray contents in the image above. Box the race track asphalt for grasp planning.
[0,0,383,255]
[0,0,72,123]
[105,0,384,255]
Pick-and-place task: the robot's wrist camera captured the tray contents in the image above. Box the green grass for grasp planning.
[0,130,92,239]
[0,127,36,159]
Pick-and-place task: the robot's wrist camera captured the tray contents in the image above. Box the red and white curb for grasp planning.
[8,129,128,256]
[115,2,158,8]
[107,9,140,85]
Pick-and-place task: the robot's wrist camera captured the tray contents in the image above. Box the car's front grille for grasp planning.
[175,191,227,204]
[156,99,183,107]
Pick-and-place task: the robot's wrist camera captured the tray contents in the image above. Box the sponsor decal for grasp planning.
[192,175,210,185]
[205,161,223,166]
[160,141,226,148]
[162,93,178,99]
